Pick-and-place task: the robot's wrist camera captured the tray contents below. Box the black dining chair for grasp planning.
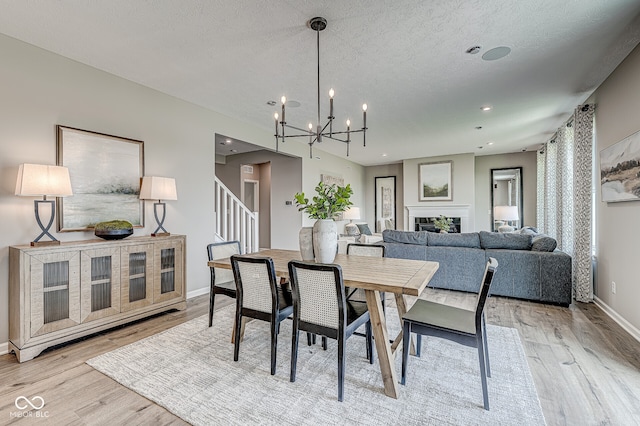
[288,260,373,402]
[207,241,241,327]
[345,243,385,301]
[401,257,498,410]
[345,243,385,361]
[231,255,293,375]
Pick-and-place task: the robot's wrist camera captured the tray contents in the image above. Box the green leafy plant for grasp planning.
[294,181,353,220]
[432,215,453,232]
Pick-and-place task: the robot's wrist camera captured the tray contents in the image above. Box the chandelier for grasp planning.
[273,17,368,158]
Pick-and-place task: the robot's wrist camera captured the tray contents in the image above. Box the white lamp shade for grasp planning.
[15,163,73,197]
[343,206,360,220]
[494,205,519,221]
[139,176,177,201]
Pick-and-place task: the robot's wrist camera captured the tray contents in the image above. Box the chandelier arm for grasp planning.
[283,123,315,134]
[281,132,318,138]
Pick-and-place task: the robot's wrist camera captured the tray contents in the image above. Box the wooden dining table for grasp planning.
[209,248,439,399]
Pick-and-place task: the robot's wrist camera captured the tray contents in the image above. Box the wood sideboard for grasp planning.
[9,235,187,362]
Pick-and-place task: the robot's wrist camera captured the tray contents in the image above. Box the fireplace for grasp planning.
[415,217,461,233]
[405,205,472,233]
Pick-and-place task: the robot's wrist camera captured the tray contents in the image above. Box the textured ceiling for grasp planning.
[2,1,640,165]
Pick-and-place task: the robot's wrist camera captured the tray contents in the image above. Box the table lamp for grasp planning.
[139,176,177,236]
[15,163,73,246]
[343,206,360,236]
[494,205,519,233]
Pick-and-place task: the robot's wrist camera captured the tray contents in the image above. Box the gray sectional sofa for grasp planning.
[380,229,572,306]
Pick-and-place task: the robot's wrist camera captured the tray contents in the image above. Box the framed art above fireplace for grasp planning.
[419,161,452,201]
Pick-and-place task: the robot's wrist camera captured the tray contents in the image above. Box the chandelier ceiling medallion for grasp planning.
[273,17,368,158]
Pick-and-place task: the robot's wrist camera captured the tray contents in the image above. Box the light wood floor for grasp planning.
[1,289,639,425]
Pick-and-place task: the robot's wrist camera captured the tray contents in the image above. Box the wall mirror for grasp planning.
[490,167,523,232]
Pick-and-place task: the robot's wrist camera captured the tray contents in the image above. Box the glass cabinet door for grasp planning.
[153,239,184,303]
[29,250,81,338]
[120,243,154,311]
[80,247,121,322]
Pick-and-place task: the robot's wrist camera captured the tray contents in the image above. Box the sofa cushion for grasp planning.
[531,235,558,252]
[427,232,481,248]
[381,242,427,260]
[382,229,428,245]
[479,231,532,250]
[357,223,372,235]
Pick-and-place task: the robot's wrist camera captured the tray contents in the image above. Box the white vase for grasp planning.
[312,219,338,264]
[298,227,315,261]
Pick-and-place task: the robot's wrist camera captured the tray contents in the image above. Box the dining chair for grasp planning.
[345,243,385,300]
[231,255,293,375]
[288,260,373,402]
[401,257,498,410]
[207,241,241,327]
[345,243,385,361]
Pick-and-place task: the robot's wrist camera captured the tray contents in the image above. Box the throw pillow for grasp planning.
[427,232,481,248]
[382,229,429,245]
[517,226,539,236]
[531,235,558,252]
[356,223,372,235]
[479,231,533,250]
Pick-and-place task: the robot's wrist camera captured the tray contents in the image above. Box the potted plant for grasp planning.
[294,181,353,263]
[433,215,453,233]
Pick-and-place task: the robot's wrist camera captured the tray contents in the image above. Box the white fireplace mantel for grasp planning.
[405,205,472,232]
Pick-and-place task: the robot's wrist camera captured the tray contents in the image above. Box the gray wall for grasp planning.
[364,163,404,231]
[592,43,640,336]
[474,152,538,231]
[403,154,476,230]
[0,34,366,349]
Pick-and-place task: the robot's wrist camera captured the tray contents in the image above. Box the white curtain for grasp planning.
[537,104,594,303]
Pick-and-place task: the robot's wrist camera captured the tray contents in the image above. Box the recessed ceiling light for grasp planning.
[481,106,492,111]
[477,146,484,149]
[266,100,276,106]
[482,46,511,61]
[487,142,494,146]
[225,139,232,144]
[230,149,238,153]
[475,126,483,130]
[381,153,388,157]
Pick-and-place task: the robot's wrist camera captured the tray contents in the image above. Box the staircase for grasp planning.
[214,177,259,253]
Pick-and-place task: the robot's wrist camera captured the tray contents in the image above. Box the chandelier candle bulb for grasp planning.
[329,88,335,136]
[362,104,367,146]
[281,96,286,123]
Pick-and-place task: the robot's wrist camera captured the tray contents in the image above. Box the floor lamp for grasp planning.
[15,163,73,246]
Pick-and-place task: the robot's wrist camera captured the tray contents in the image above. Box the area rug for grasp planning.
[87,305,545,425]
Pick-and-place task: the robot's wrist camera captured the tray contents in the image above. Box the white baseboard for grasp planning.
[0,341,9,356]
[187,286,210,300]
[594,296,640,343]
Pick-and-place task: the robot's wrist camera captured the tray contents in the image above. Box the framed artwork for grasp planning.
[600,129,640,203]
[320,173,345,220]
[375,176,396,232]
[419,161,452,201]
[320,173,344,187]
[57,125,145,231]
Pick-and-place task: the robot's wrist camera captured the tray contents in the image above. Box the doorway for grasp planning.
[242,179,259,212]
